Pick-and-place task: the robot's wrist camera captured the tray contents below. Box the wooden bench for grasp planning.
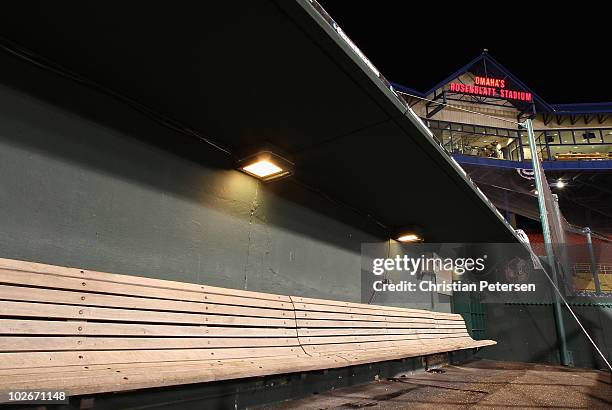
[0,257,495,397]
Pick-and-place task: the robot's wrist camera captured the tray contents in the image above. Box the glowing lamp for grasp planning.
[393,225,424,243]
[397,233,423,243]
[238,151,293,182]
[243,161,283,178]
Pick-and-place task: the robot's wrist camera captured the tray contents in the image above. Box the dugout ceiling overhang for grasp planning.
[0,0,518,242]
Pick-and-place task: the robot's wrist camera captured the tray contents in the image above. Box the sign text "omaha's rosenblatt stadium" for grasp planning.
[449,76,533,102]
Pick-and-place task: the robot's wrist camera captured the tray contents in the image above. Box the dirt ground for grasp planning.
[264,359,612,409]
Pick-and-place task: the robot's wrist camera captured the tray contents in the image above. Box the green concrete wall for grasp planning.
[0,79,451,312]
[480,303,612,370]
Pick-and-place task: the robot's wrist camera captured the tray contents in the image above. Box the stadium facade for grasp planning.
[392,52,612,236]
[393,51,612,166]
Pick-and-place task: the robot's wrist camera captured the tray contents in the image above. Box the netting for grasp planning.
[526,121,611,300]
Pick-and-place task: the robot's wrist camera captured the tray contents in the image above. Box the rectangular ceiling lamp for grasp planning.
[238,150,294,182]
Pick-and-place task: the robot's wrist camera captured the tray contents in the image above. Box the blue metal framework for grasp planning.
[453,154,612,171]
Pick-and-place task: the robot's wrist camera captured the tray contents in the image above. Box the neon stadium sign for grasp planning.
[449,76,532,102]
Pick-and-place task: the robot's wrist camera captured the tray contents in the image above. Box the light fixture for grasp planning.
[397,233,423,243]
[393,225,424,243]
[238,150,293,182]
[556,180,565,189]
[243,161,282,177]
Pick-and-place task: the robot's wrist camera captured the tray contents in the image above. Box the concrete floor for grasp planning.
[265,359,612,409]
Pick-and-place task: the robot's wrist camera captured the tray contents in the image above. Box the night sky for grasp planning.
[318,2,611,104]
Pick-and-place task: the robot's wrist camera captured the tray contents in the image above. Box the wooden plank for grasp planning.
[434,319,467,325]
[435,327,468,332]
[0,258,291,303]
[0,319,298,337]
[296,319,434,328]
[296,328,468,337]
[301,336,475,354]
[434,329,469,335]
[298,328,421,336]
[0,356,324,381]
[292,303,435,319]
[334,342,479,365]
[435,326,468,331]
[434,321,467,326]
[0,354,342,378]
[0,285,293,318]
[0,355,349,397]
[295,310,436,322]
[0,270,290,310]
[433,313,464,320]
[290,296,430,314]
[294,303,463,322]
[296,320,435,329]
[299,334,426,344]
[0,346,304,369]
[303,341,419,354]
[433,325,466,330]
[0,301,296,327]
[292,298,464,321]
[0,337,300,351]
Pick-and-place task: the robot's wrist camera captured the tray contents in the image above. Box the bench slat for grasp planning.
[0,285,293,318]
[0,355,345,378]
[292,303,435,319]
[0,258,290,303]
[0,319,298,337]
[0,346,305,369]
[294,310,438,322]
[0,301,296,327]
[298,333,470,345]
[0,337,300,351]
[291,296,431,313]
[296,320,441,328]
[297,327,463,336]
[0,355,348,396]
[0,270,290,309]
[302,337,478,354]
